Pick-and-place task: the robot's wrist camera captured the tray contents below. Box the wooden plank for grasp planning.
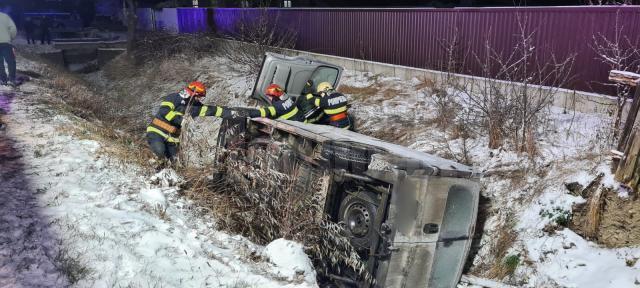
[459,275,517,288]
[609,70,640,87]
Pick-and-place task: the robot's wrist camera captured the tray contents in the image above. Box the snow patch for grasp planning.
[264,239,316,285]
[139,188,168,210]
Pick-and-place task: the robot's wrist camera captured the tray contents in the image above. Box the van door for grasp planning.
[252,52,344,104]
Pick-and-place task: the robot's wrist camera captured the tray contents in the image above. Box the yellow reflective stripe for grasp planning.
[314,98,320,106]
[147,126,180,143]
[268,106,276,116]
[306,94,314,100]
[259,108,267,118]
[215,107,223,117]
[165,111,183,121]
[280,107,299,120]
[324,106,347,115]
[199,106,208,117]
[161,101,175,110]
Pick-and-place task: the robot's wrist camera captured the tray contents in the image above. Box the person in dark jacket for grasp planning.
[39,16,52,45]
[311,82,351,129]
[146,81,230,161]
[246,84,303,122]
[24,17,36,45]
[296,80,325,124]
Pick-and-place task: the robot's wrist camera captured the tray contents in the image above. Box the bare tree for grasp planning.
[591,12,640,145]
[218,8,298,74]
[124,0,138,55]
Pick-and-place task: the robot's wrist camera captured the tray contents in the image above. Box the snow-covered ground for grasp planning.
[0,56,316,287]
[5,43,640,288]
[337,71,640,287]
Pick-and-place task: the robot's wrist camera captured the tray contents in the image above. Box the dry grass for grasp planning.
[484,223,518,280]
[60,122,154,168]
[413,75,436,91]
[338,85,382,101]
[27,57,156,169]
[381,88,402,100]
[182,148,372,284]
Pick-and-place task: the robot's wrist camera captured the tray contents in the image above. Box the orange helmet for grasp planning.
[185,81,206,97]
[265,84,284,98]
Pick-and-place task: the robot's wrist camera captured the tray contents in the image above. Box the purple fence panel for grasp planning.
[138,7,640,94]
[177,8,208,33]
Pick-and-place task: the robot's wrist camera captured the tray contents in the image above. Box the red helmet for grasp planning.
[265,84,284,98]
[185,81,206,97]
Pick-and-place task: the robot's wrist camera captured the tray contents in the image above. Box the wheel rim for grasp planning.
[346,203,371,237]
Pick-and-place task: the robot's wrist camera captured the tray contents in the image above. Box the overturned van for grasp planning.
[216,53,481,287]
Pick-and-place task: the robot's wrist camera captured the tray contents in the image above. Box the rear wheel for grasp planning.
[338,192,379,251]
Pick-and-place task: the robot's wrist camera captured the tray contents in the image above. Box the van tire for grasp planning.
[339,192,379,250]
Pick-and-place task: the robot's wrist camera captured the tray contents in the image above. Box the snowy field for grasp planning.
[0,57,315,287]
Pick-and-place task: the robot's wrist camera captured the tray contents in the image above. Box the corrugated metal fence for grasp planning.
[137,7,640,94]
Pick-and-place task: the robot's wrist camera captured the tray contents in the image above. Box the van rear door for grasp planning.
[252,52,344,104]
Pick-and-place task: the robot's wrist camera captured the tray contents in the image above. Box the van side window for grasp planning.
[310,66,339,89]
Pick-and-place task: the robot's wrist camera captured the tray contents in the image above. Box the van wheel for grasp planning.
[339,192,378,250]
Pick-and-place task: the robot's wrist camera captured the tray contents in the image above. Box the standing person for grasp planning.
[246,84,303,122]
[39,16,52,45]
[146,81,231,163]
[0,8,16,86]
[24,17,36,45]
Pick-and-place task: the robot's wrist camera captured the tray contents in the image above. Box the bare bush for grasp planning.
[457,17,575,153]
[132,31,222,64]
[218,8,297,74]
[432,28,468,129]
[183,147,370,283]
[591,11,640,146]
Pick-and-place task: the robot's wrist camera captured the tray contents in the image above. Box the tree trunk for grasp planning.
[125,0,138,55]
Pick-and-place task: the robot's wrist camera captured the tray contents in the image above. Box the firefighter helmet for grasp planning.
[186,81,206,97]
[265,84,285,98]
[316,82,333,93]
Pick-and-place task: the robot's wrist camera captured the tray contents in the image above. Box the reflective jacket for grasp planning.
[248,96,303,122]
[147,93,228,143]
[296,93,324,124]
[313,92,350,129]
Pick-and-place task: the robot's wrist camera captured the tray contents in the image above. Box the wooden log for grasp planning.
[584,187,605,239]
[617,86,640,152]
[609,70,640,87]
[616,130,640,184]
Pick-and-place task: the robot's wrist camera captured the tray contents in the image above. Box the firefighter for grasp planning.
[312,82,351,129]
[146,81,230,162]
[247,84,303,121]
[296,80,324,124]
